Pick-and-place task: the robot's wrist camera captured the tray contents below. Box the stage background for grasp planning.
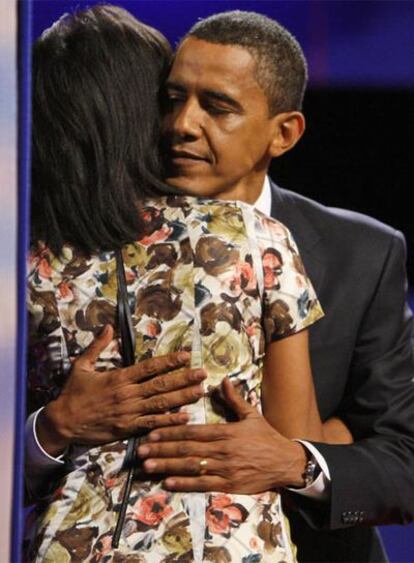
[13,1,414,561]
[0,2,17,562]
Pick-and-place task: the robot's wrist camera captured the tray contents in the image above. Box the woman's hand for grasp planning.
[36,326,206,457]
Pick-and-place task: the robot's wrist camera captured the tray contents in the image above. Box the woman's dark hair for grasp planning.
[32,4,172,254]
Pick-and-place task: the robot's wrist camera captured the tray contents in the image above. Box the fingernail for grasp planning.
[178,413,190,422]
[192,369,207,381]
[164,478,175,488]
[138,445,150,456]
[145,460,157,470]
[148,432,160,442]
[177,352,190,363]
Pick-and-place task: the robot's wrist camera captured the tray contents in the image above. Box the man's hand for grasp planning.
[137,378,307,494]
[37,325,206,457]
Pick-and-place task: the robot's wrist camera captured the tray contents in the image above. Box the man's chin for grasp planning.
[165,175,214,197]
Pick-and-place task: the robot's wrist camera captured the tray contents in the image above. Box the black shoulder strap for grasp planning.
[115,248,135,367]
[113,248,138,548]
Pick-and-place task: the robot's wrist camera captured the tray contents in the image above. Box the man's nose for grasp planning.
[171,99,203,141]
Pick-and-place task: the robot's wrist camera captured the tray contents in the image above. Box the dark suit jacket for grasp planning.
[270,181,414,562]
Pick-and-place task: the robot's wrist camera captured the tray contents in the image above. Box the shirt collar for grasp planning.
[254,176,271,216]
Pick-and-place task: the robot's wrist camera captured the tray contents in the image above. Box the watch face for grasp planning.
[304,458,318,487]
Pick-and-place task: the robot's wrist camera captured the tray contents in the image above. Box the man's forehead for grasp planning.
[168,38,260,94]
[171,38,255,78]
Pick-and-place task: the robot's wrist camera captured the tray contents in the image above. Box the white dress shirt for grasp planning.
[25,176,331,500]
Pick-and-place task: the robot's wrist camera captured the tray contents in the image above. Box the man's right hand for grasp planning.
[36,325,206,457]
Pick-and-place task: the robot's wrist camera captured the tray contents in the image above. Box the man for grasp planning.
[27,10,414,562]
[136,11,414,562]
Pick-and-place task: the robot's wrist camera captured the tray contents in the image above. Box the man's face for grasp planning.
[162,37,279,203]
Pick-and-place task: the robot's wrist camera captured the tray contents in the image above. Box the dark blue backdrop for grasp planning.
[33,0,414,87]
[24,2,414,561]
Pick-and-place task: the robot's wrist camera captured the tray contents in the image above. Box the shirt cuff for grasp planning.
[25,407,66,472]
[287,440,331,501]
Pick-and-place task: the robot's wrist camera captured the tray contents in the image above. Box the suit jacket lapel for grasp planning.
[269,180,325,293]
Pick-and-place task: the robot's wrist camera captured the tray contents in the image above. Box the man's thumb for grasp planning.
[75,324,114,370]
[221,377,257,420]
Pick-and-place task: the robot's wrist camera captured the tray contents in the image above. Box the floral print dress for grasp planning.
[25,195,323,563]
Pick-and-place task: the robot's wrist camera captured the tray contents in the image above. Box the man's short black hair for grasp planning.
[187,10,308,115]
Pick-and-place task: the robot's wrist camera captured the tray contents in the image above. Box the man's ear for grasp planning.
[269,111,306,158]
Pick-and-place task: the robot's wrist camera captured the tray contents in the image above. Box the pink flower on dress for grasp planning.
[105,477,117,489]
[38,257,52,279]
[262,251,282,271]
[263,250,282,289]
[206,494,248,537]
[92,531,113,562]
[142,208,160,223]
[125,270,136,284]
[245,319,260,338]
[240,261,257,292]
[142,319,161,338]
[227,261,256,296]
[264,268,277,289]
[140,225,173,246]
[132,491,173,528]
[56,281,73,302]
[250,537,259,550]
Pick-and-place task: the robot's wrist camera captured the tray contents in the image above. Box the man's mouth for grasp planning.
[169,149,210,165]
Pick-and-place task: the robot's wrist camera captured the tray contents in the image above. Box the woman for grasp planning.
[26,5,349,562]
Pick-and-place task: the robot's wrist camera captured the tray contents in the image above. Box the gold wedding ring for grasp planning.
[199,459,208,475]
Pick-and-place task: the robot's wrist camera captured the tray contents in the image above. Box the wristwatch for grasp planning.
[302,453,321,487]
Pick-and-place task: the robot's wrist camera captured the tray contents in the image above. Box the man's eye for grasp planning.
[206,105,230,116]
[164,95,185,109]
[168,93,185,102]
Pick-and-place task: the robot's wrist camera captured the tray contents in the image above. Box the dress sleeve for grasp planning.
[27,247,69,416]
[254,210,324,343]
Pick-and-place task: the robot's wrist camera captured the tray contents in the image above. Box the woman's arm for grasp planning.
[262,329,353,444]
[322,416,353,444]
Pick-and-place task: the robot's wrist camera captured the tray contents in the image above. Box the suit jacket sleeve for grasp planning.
[294,230,414,529]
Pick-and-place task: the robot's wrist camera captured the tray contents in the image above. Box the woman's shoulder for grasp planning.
[251,207,293,242]
[140,195,246,237]
[142,194,280,229]
[140,195,296,244]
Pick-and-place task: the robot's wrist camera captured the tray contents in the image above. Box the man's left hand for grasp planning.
[137,378,307,493]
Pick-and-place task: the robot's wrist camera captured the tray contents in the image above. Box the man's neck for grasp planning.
[214,170,267,205]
